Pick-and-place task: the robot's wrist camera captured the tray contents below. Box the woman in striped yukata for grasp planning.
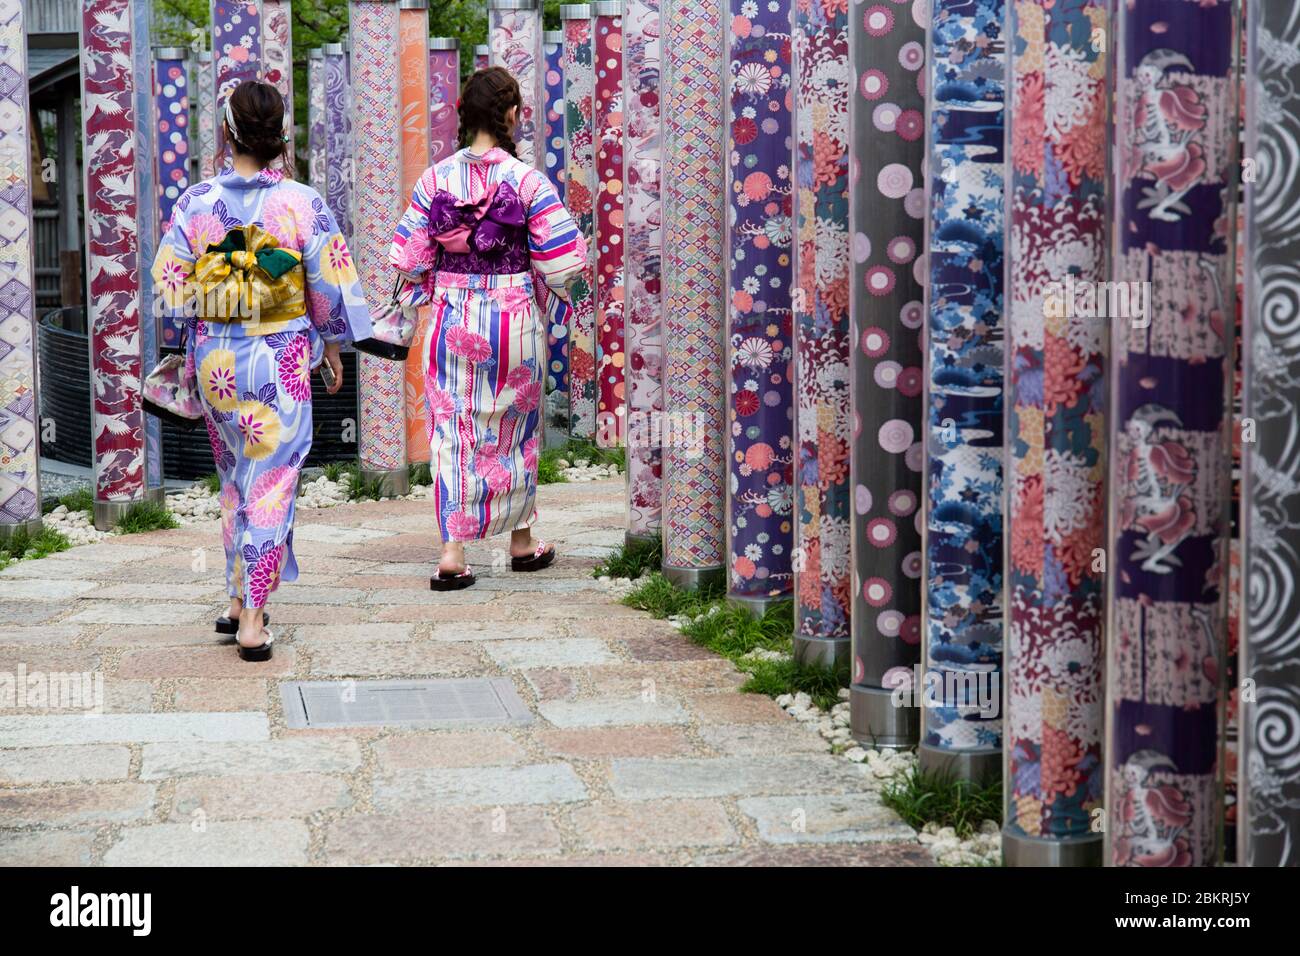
[390,67,587,589]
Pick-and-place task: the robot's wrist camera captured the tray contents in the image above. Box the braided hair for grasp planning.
[457,66,522,158]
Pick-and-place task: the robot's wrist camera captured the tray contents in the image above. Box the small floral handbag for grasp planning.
[142,329,203,429]
[352,277,419,362]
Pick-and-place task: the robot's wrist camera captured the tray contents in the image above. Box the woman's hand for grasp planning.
[322,341,343,394]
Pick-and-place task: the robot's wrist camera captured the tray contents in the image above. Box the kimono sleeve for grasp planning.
[525,171,588,298]
[389,167,439,308]
[302,190,374,344]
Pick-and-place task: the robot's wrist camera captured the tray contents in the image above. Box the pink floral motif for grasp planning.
[445,510,482,540]
[247,466,298,529]
[446,325,493,362]
[513,380,542,413]
[247,543,285,608]
[276,334,312,401]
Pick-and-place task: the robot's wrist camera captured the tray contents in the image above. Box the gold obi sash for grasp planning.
[194,224,306,333]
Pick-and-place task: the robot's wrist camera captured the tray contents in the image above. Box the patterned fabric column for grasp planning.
[154,46,191,349]
[211,0,261,169]
[660,0,725,586]
[724,0,794,610]
[1108,0,1237,868]
[0,0,41,537]
[350,1,408,490]
[262,0,295,169]
[474,44,491,73]
[308,48,326,191]
[846,0,926,743]
[1241,0,1300,869]
[81,0,146,507]
[133,0,161,493]
[623,1,663,541]
[489,0,545,170]
[197,51,216,180]
[792,0,851,664]
[562,5,598,441]
[592,3,625,447]
[429,40,460,161]
[922,0,1007,779]
[1002,0,1107,866]
[399,2,431,465]
[323,44,353,242]
[541,30,573,443]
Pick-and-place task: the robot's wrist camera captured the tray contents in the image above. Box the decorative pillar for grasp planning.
[323,43,353,242]
[429,39,460,161]
[921,0,1007,781]
[197,50,215,180]
[211,0,261,169]
[541,29,573,445]
[660,0,725,589]
[1107,0,1237,867]
[592,2,625,448]
[350,0,409,495]
[154,46,191,350]
[262,0,294,170]
[623,0,663,545]
[81,0,154,526]
[0,0,41,540]
[723,0,793,613]
[133,0,162,496]
[791,0,851,665]
[846,0,925,744]
[1002,0,1107,867]
[561,5,598,442]
[307,48,326,191]
[474,44,491,73]
[489,0,545,170]
[1241,0,1300,869]
[398,1,431,465]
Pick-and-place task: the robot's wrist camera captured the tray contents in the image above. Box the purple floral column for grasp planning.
[308,49,326,191]
[211,0,261,169]
[154,46,191,350]
[561,6,598,441]
[262,0,294,169]
[1107,0,1237,868]
[197,50,216,179]
[429,40,461,162]
[792,0,851,665]
[542,30,573,443]
[475,44,491,73]
[660,0,726,588]
[0,0,41,537]
[592,2,625,447]
[847,0,926,745]
[323,43,353,243]
[724,0,793,611]
[489,0,545,170]
[623,0,664,542]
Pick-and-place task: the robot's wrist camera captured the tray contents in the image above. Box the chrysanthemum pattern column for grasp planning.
[81,0,146,511]
[262,0,294,169]
[211,0,261,168]
[350,0,408,492]
[399,1,430,465]
[593,3,625,447]
[541,30,573,442]
[323,44,353,244]
[1107,0,1237,867]
[1002,0,1107,866]
[846,0,926,745]
[922,0,1006,780]
[623,0,663,540]
[792,0,851,664]
[154,46,191,349]
[308,48,326,191]
[197,50,215,179]
[1241,0,1300,869]
[660,0,726,586]
[489,0,545,169]
[724,0,793,610]
[0,0,41,537]
[562,5,598,440]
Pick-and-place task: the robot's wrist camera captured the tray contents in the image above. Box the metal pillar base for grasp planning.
[727,591,788,618]
[918,742,1000,785]
[1002,829,1102,868]
[359,467,410,498]
[0,516,43,542]
[849,683,918,750]
[624,530,659,551]
[792,634,850,670]
[662,563,724,592]
[93,486,166,531]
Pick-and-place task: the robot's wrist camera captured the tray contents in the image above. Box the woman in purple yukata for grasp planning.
[152,82,372,658]
[390,68,588,589]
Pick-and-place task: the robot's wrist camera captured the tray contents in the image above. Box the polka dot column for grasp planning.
[153,46,191,349]
[592,2,626,447]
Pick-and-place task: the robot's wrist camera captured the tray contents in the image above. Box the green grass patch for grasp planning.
[537,448,567,485]
[621,572,721,619]
[592,537,661,580]
[42,487,94,515]
[737,656,848,711]
[321,461,356,483]
[880,765,1002,839]
[199,473,222,495]
[408,462,433,487]
[0,525,73,569]
[114,501,180,534]
[345,470,387,502]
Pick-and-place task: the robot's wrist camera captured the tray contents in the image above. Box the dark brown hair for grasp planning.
[457,67,522,157]
[218,80,290,171]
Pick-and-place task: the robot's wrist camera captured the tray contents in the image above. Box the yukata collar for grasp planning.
[216,166,286,189]
[458,146,511,165]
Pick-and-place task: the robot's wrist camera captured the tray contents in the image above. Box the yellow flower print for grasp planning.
[236,399,282,460]
[198,349,239,412]
[319,233,359,287]
[151,245,192,310]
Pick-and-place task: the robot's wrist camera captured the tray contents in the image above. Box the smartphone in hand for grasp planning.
[320,362,337,389]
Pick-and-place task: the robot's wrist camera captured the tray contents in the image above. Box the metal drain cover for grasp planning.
[279,678,534,729]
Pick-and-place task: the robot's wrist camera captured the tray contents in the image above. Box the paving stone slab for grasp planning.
[0,828,97,866]
[325,807,561,864]
[485,638,618,669]
[171,772,354,820]
[61,543,170,563]
[0,579,101,601]
[691,842,931,867]
[0,626,85,646]
[0,602,66,626]
[373,763,588,809]
[64,602,213,626]
[537,727,697,760]
[609,755,874,800]
[537,697,691,728]
[306,641,480,677]
[103,820,310,866]
[290,525,398,544]
[737,794,916,845]
[117,646,296,679]
[427,621,556,642]
[697,723,830,756]
[140,739,363,780]
[0,712,270,747]
[0,782,155,826]
[373,732,527,770]
[172,679,268,712]
[571,800,739,851]
[0,744,131,784]
[86,583,224,602]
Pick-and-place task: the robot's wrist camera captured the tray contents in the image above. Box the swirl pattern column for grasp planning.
[307,48,326,191]
[489,0,545,169]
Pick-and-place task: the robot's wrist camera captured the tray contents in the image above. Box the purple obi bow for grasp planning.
[427,182,526,258]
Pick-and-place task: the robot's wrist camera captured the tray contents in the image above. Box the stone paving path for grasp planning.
[0,480,926,866]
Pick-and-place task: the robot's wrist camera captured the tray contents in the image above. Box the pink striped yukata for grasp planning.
[390,146,586,541]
